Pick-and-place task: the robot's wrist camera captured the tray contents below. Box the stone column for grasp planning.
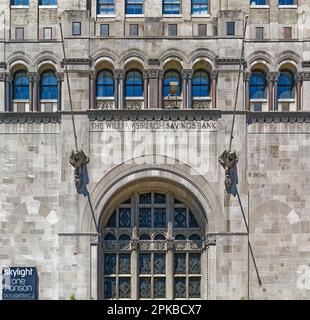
[144,69,160,109]
[243,71,251,111]
[158,71,164,109]
[211,70,219,109]
[56,72,64,111]
[166,238,174,299]
[267,73,273,111]
[4,72,11,112]
[131,239,139,300]
[89,71,95,109]
[113,71,118,109]
[182,70,193,109]
[143,70,149,109]
[29,72,38,112]
[187,72,193,109]
[272,72,279,111]
[115,70,125,109]
[295,72,303,111]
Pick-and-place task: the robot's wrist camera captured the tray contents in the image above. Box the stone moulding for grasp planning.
[0,112,61,124]
[87,109,222,121]
[247,112,310,124]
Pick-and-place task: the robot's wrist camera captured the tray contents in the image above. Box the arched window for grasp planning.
[278,70,295,100]
[102,192,203,300]
[192,70,210,97]
[40,71,57,100]
[249,71,267,100]
[96,70,114,97]
[125,70,143,97]
[12,70,29,100]
[163,70,181,97]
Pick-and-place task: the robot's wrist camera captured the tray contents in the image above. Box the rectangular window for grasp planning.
[284,27,292,39]
[255,27,264,40]
[15,27,24,40]
[126,0,143,14]
[11,0,29,5]
[250,0,267,5]
[198,24,207,36]
[72,22,81,35]
[168,24,177,36]
[130,24,139,36]
[38,0,57,5]
[226,21,235,36]
[97,0,115,14]
[191,0,208,15]
[163,0,180,15]
[279,0,294,5]
[43,27,52,40]
[100,24,109,37]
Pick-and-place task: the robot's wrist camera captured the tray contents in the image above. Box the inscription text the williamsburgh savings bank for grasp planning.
[90,120,217,131]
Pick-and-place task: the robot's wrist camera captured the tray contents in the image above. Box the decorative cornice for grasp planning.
[87,109,221,122]
[216,58,246,67]
[61,58,92,67]
[247,112,310,124]
[0,112,61,124]
[89,70,96,80]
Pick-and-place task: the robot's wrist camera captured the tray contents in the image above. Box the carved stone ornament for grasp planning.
[126,101,143,110]
[97,101,114,110]
[192,101,210,109]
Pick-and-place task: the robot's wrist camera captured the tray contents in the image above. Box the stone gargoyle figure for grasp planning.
[218,150,238,194]
[69,150,90,191]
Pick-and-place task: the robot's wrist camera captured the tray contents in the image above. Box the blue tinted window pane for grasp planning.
[11,0,29,4]
[139,208,151,228]
[154,208,166,228]
[39,0,57,4]
[154,234,165,240]
[139,278,151,298]
[250,0,267,4]
[192,71,210,97]
[189,211,199,228]
[154,278,166,298]
[189,234,201,241]
[119,278,131,298]
[174,277,186,298]
[163,70,181,96]
[163,0,180,14]
[125,71,143,97]
[97,70,114,97]
[227,22,235,35]
[119,234,130,241]
[191,0,208,14]
[97,0,115,14]
[189,277,200,298]
[104,277,116,298]
[119,208,131,227]
[175,234,186,240]
[154,253,166,274]
[250,72,266,99]
[13,72,29,100]
[104,253,116,274]
[279,0,294,5]
[104,233,115,241]
[139,253,151,274]
[278,71,294,99]
[174,253,186,274]
[154,193,166,204]
[174,207,186,228]
[119,254,131,274]
[40,72,58,100]
[189,253,201,274]
[126,0,143,14]
[139,193,151,204]
[140,234,151,240]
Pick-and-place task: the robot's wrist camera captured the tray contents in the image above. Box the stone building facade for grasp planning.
[1,0,310,300]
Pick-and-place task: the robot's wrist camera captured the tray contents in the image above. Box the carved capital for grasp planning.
[211,70,219,80]
[56,72,65,81]
[267,72,280,82]
[114,69,125,80]
[167,239,174,250]
[89,70,96,80]
[243,71,251,82]
[295,72,304,82]
[182,69,193,80]
[28,72,38,82]
[131,239,139,250]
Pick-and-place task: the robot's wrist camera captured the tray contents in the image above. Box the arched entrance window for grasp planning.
[101,191,204,300]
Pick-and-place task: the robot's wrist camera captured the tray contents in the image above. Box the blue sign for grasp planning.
[2,267,39,300]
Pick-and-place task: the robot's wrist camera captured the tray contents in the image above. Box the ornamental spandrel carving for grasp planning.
[126,101,143,110]
[131,239,139,250]
[143,69,160,79]
[28,72,39,82]
[181,69,194,80]
[174,240,186,250]
[192,100,211,110]
[97,100,114,110]
[167,239,174,250]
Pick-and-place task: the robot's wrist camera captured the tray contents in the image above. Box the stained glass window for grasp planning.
[106,211,116,227]
[119,208,131,227]
[174,253,186,274]
[119,254,131,274]
[139,253,151,274]
[154,208,166,228]
[139,208,151,227]
[104,277,116,298]
[154,278,166,298]
[139,193,152,204]
[189,211,199,228]
[189,253,201,274]
[154,193,166,204]
[174,277,186,298]
[119,278,131,298]
[189,277,201,298]
[104,253,116,274]
[154,253,166,274]
[139,278,151,298]
[174,208,186,228]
